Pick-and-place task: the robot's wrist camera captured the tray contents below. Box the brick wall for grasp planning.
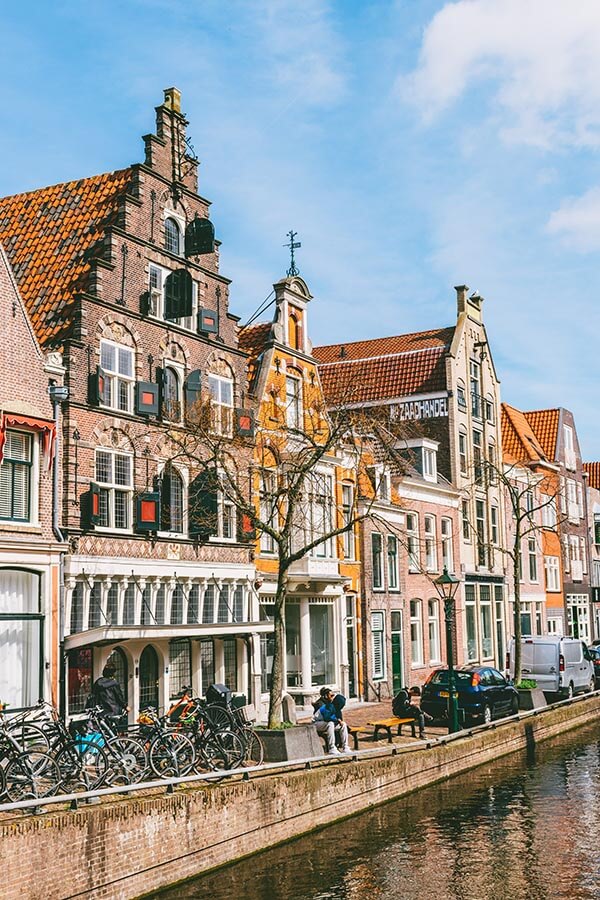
[2,695,598,900]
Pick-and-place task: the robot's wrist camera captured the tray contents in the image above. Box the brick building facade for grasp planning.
[0,89,269,719]
[0,244,65,710]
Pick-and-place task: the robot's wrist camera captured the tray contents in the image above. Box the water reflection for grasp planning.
[153,724,600,900]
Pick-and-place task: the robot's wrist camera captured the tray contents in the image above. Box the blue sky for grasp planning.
[2,0,600,455]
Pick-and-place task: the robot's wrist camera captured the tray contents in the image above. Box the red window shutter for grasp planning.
[235,408,255,438]
[135,492,161,532]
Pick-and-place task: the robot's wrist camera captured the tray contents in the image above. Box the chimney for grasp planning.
[454,284,469,316]
[143,87,198,193]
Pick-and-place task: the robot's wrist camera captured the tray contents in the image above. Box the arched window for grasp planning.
[161,465,184,533]
[162,367,181,421]
[164,218,181,255]
[106,647,128,705]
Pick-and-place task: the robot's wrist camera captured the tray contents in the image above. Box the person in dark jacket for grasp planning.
[312,687,351,754]
[90,664,128,718]
[392,685,432,739]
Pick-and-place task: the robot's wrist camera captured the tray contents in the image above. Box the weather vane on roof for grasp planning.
[284,230,301,277]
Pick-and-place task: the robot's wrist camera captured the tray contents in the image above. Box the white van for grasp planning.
[506,636,595,698]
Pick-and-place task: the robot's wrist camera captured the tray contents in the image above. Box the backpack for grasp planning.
[392,690,410,718]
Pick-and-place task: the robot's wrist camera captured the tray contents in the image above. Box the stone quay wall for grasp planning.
[2,695,599,900]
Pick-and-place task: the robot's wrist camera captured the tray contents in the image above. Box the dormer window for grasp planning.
[164,218,181,256]
[403,437,439,484]
[368,465,391,501]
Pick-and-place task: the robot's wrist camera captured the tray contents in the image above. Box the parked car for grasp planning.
[588,646,600,689]
[506,636,595,699]
[421,666,519,725]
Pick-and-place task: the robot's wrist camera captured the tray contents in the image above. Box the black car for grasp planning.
[589,647,600,687]
[421,666,519,725]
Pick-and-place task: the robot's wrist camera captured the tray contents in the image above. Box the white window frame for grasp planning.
[208,373,234,437]
[310,471,334,558]
[372,532,384,590]
[387,534,399,591]
[458,430,468,476]
[162,363,183,423]
[545,556,561,592]
[441,517,453,571]
[99,340,135,414]
[542,495,557,528]
[371,611,385,681]
[422,447,437,482]
[164,216,182,256]
[285,374,302,431]
[342,484,355,560]
[428,598,441,663]
[528,537,538,582]
[148,264,198,331]
[424,514,437,572]
[157,463,188,537]
[259,469,277,554]
[406,512,420,573]
[0,429,39,525]
[410,599,424,667]
[95,448,133,531]
[490,504,499,545]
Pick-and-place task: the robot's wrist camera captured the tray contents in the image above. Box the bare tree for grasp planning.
[463,457,563,684]
[163,393,409,727]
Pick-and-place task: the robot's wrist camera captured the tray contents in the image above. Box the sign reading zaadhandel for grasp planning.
[390,397,449,422]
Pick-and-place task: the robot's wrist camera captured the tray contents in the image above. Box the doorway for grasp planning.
[391,610,404,695]
[139,645,159,711]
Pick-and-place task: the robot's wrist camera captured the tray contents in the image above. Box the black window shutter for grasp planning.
[82,482,102,529]
[135,492,161,532]
[595,521,600,545]
[185,217,215,257]
[89,366,109,406]
[237,511,257,543]
[135,381,160,417]
[164,269,193,320]
[189,470,218,539]
[185,369,202,420]
[155,367,164,418]
[198,307,219,335]
[235,408,255,438]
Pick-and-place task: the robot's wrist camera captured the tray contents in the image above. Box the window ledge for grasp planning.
[0,522,42,533]
[410,664,426,670]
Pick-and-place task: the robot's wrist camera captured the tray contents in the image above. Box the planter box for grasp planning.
[518,688,547,711]
[254,724,323,762]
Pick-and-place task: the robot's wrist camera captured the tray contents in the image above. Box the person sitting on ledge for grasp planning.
[392,685,433,739]
[312,687,351,755]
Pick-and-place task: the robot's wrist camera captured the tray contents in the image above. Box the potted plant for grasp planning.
[515,678,547,711]
[253,721,324,762]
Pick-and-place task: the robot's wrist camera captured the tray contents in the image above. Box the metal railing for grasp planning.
[0,690,596,816]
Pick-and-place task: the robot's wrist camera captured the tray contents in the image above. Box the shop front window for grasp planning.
[286,604,301,688]
[68,648,93,714]
[0,569,42,709]
[465,585,477,662]
[310,604,334,686]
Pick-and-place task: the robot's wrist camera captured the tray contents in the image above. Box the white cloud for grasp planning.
[547,187,600,251]
[401,0,600,148]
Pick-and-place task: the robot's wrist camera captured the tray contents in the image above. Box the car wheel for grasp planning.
[588,678,595,694]
[510,696,519,715]
[482,704,492,725]
[565,682,574,700]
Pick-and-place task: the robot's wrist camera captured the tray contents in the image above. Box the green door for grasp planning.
[391,611,403,695]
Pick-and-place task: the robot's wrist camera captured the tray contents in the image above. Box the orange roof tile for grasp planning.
[314,328,454,405]
[0,169,133,346]
[238,322,272,359]
[583,462,600,490]
[501,403,548,465]
[314,327,454,364]
[522,409,560,461]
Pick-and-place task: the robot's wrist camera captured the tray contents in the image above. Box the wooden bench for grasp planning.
[348,717,417,749]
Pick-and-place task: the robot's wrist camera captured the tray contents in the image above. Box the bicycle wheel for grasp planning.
[55,741,109,792]
[104,736,147,785]
[6,723,50,754]
[204,704,236,731]
[203,730,246,771]
[4,751,61,802]
[149,732,195,779]
[240,730,264,767]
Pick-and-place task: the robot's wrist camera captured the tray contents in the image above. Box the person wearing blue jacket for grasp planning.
[312,687,351,754]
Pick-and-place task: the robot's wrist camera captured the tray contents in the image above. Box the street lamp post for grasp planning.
[434,566,461,734]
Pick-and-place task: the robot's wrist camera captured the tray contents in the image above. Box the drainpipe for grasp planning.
[48,382,69,717]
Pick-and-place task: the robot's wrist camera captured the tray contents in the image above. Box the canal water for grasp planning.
[153,723,600,900]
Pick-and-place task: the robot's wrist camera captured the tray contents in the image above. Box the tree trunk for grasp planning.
[513,545,522,685]
[267,566,289,728]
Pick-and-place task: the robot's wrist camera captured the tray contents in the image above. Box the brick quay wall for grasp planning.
[3,695,600,900]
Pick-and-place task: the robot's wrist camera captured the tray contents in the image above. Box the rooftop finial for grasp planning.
[284,229,301,277]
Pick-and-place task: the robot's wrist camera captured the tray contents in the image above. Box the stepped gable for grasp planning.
[501,403,547,464]
[0,168,133,346]
[522,408,560,461]
[583,462,600,490]
[313,327,454,405]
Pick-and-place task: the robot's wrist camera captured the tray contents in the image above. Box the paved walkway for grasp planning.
[299,699,449,748]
